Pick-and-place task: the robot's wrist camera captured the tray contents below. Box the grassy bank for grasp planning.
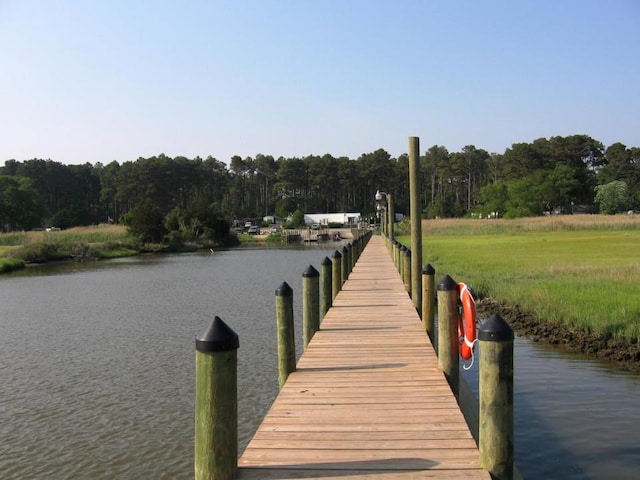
[398,215,640,343]
[0,224,276,274]
[0,225,139,271]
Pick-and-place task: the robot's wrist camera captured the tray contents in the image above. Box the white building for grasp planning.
[303,212,361,227]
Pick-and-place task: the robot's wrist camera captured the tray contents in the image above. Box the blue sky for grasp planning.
[1,0,639,165]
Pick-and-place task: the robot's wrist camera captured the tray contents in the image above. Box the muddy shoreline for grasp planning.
[476,298,640,374]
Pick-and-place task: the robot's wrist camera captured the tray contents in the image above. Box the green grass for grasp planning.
[397,217,640,342]
[0,225,139,264]
[0,257,25,273]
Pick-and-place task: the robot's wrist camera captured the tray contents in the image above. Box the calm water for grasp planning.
[1,245,639,479]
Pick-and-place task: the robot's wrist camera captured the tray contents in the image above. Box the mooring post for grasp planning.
[479,314,514,480]
[344,243,352,277]
[275,282,296,389]
[403,248,412,295]
[409,136,422,311]
[320,256,332,320]
[302,265,320,348]
[194,316,239,480]
[437,274,459,394]
[331,250,342,300]
[398,245,405,279]
[349,242,356,271]
[422,264,436,338]
[352,237,359,262]
[387,193,394,244]
[341,245,349,283]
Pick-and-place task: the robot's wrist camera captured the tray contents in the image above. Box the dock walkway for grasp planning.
[238,235,489,479]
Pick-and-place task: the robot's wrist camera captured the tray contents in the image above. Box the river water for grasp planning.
[1,245,639,479]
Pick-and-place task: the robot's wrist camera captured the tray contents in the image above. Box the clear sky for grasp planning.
[1,0,639,166]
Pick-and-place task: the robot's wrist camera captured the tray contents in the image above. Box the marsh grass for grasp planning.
[0,257,25,273]
[399,215,640,342]
[0,225,139,263]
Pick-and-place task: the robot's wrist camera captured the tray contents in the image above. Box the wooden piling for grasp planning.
[402,247,411,294]
[422,263,436,338]
[302,265,320,348]
[437,274,459,394]
[320,256,332,320]
[409,136,422,311]
[387,193,394,243]
[331,250,342,300]
[479,314,514,480]
[341,245,349,283]
[194,316,239,480]
[275,282,296,389]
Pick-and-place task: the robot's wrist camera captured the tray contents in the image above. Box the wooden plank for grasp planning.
[237,236,490,479]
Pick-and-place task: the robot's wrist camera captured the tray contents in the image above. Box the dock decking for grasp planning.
[238,235,489,479]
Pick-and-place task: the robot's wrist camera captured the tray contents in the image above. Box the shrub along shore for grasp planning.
[397,214,640,372]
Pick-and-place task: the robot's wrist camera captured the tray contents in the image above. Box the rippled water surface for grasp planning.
[1,246,335,479]
[2,245,640,479]
[461,338,640,479]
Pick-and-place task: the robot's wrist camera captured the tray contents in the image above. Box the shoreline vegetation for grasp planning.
[397,214,640,373]
[0,224,284,274]
[2,215,639,372]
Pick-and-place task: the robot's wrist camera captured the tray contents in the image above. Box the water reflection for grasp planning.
[461,336,640,479]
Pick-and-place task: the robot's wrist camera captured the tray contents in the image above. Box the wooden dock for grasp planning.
[238,235,490,479]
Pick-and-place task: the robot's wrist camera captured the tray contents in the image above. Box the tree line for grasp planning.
[1,134,639,240]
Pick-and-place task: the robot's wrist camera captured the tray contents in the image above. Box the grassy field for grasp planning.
[397,215,640,342]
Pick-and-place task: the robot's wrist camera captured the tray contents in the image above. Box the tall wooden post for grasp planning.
[275,282,296,389]
[302,265,320,348]
[437,274,459,394]
[320,256,332,320]
[331,250,342,300]
[479,314,514,480]
[422,264,436,339]
[194,316,239,480]
[409,136,422,311]
[387,193,394,244]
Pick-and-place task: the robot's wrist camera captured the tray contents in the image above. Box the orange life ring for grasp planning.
[457,282,477,360]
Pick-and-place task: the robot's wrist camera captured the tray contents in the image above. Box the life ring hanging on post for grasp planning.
[457,282,477,360]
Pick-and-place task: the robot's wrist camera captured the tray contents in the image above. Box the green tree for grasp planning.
[285,208,305,228]
[181,195,230,243]
[0,176,44,230]
[594,181,630,214]
[478,181,509,216]
[126,199,166,243]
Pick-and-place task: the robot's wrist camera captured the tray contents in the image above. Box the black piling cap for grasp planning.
[400,245,407,252]
[303,265,319,277]
[437,274,457,291]
[404,248,411,257]
[196,316,239,352]
[332,250,342,258]
[275,281,293,296]
[478,314,514,342]
[321,256,332,266]
[422,264,435,275]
